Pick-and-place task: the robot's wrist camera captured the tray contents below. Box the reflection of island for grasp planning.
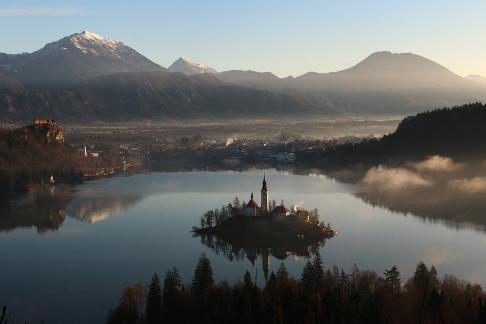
[0,187,142,233]
[193,175,334,280]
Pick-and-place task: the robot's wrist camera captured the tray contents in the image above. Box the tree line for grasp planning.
[312,102,486,166]
[107,254,486,324]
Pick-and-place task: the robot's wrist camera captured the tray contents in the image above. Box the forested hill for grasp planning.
[323,102,486,164]
[0,122,117,198]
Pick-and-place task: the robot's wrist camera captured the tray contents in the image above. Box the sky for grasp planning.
[0,0,485,77]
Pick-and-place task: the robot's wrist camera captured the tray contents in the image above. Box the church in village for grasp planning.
[245,175,291,220]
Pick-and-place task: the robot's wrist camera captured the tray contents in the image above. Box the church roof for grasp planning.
[247,199,259,208]
[274,205,290,213]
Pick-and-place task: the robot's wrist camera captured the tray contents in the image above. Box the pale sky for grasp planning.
[1,0,485,77]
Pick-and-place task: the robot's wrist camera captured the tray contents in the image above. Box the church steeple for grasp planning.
[261,174,269,213]
[261,174,268,192]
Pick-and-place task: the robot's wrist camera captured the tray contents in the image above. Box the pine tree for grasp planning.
[384,265,401,293]
[301,260,315,294]
[162,267,181,321]
[413,261,430,290]
[429,265,439,289]
[233,197,241,209]
[146,273,161,324]
[192,254,214,296]
[312,252,324,284]
[163,267,181,304]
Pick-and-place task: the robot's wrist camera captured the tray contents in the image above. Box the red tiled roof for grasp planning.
[274,205,290,213]
[246,199,259,208]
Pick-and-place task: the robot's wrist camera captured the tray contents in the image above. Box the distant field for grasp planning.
[54,117,401,145]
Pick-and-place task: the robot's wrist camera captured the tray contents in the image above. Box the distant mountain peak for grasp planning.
[78,30,106,41]
[336,50,461,82]
[169,57,218,75]
[0,31,162,84]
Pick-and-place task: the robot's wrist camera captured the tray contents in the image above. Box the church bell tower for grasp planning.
[261,174,269,213]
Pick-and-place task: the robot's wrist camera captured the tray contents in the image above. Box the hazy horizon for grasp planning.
[1,1,485,78]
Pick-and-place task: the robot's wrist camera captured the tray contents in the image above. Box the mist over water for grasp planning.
[2,167,486,323]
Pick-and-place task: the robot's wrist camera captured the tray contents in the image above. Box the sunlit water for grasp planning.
[2,169,486,323]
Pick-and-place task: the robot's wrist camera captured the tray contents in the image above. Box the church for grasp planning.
[244,175,289,218]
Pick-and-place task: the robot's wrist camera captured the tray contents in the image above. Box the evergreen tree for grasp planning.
[312,252,324,284]
[192,254,214,296]
[146,273,161,324]
[233,197,241,209]
[429,265,439,289]
[413,261,430,290]
[163,267,181,305]
[301,260,315,294]
[384,265,401,293]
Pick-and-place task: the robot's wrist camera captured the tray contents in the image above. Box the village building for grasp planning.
[245,193,259,216]
[272,204,291,222]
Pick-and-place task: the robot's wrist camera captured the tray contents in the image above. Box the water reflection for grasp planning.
[195,232,326,281]
[66,194,142,223]
[0,187,142,232]
[0,189,71,233]
[334,156,486,232]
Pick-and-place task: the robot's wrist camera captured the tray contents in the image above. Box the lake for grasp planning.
[2,169,486,323]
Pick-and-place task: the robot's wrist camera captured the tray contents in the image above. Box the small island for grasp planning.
[193,175,335,243]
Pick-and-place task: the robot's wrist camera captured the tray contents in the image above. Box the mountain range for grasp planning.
[1,31,485,121]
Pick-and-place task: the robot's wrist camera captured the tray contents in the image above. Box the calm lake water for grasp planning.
[2,169,486,323]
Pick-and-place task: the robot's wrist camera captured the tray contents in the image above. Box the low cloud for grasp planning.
[448,177,486,194]
[362,166,431,191]
[414,155,462,173]
[0,6,84,17]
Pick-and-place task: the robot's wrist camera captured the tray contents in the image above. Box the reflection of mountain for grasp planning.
[0,190,71,233]
[0,188,142,233]
[356,184,486,232]
[66,194,141,223]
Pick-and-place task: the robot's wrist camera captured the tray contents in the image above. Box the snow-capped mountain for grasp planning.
[168,57,218,75]
[0,31,163,84]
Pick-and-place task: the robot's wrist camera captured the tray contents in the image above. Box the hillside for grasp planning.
[0,121,119,197]
[1,31,486,119]
[217,52,486,115]
[0,71,334,121]
[322,102,486,164]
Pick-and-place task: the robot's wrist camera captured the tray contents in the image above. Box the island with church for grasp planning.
[193,175,336,247]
